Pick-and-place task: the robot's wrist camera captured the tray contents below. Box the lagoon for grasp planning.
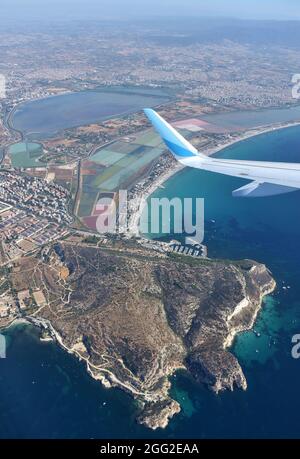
[202,105,300,129]
[11,87,171,137]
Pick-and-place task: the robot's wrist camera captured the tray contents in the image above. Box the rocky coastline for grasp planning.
[2,239,276,430]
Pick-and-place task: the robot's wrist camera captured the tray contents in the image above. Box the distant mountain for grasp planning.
[143,18,300,48]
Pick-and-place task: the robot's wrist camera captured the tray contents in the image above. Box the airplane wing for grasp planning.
[144,108,300,197]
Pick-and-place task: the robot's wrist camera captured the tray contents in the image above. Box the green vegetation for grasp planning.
[82,235,101,245]
[8,142,46,168]
[90,149,125,166]
[133,129,162,148]
[0,280,10,295]
[167,252,215,266]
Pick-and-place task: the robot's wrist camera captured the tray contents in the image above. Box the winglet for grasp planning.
[144,108,201,158]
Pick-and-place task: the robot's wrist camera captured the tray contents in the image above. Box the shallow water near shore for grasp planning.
[2,125,300,438]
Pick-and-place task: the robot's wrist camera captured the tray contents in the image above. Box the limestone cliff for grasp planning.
[8,239,276,429]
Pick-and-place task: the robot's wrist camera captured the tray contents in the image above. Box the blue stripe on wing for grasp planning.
[144,108,197,158]
[163,139,196,157]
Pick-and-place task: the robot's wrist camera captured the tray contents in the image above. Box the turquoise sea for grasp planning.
[1,125,300,438]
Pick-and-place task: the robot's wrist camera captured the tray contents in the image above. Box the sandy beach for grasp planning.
[200,120,300,157]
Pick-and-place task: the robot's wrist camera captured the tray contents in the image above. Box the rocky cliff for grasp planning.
[9,238,276,429]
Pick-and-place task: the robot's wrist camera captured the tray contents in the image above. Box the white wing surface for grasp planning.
[144,108,300,197]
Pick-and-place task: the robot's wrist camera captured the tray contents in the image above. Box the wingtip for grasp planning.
[143,108,155,117]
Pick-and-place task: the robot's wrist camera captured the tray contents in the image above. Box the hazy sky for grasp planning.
[1,0,300,21]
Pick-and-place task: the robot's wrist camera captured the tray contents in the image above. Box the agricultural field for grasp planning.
[77,128,166,228]
[7,142,46,168]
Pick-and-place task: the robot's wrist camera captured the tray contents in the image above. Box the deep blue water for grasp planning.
[1,126,300,438]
